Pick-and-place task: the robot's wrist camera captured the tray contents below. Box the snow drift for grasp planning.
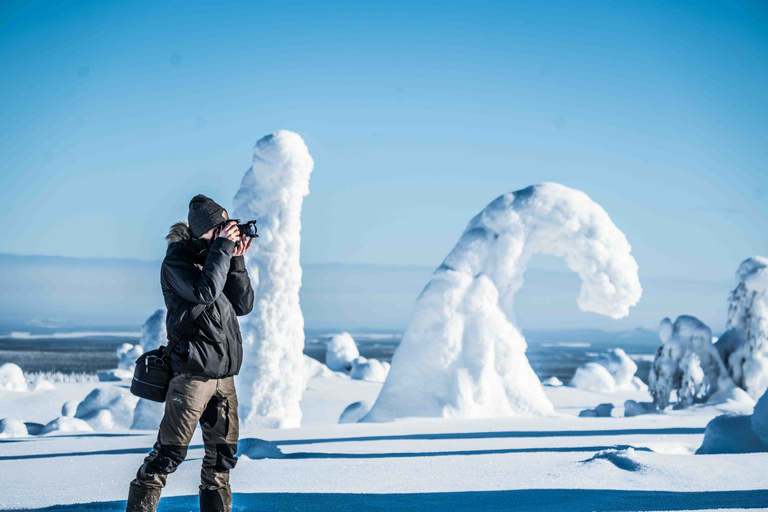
[696,387,768,456]
[233,130,314,429]
[649,316,726,409]
[363,183,642,422]
[720,256,768,400]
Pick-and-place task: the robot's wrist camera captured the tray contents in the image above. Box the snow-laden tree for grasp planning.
[720,256,768,400]
[233,131,314,429]
[362,183,642,422]
[649,315,726,409]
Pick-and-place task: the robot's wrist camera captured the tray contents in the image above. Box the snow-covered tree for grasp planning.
[362,183,642,422]
[720,256,768,400]
[233,130,314,429]
[649,316,726,409]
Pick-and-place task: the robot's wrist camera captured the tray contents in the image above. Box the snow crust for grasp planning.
[569,363,616,393]
[233,130,314,429]
[649,316,726,409]
[325,332,359,372]
[364,183,641,422]
[722,256,768,400]
[0,363,28,392]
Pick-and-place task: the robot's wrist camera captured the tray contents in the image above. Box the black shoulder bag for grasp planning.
[130,303,207,403]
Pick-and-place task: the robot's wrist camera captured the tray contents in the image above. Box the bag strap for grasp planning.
[162,303,208,357]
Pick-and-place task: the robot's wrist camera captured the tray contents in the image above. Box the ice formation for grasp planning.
[649,316,726,409]
[74,387,138,430]
[350,357,390,382]
[139,308,167,352]
[363,183,642,422]
[233,130,314,429]
[569,363,616,393]
[0,363,28,392]
[325,333,360,372]
[721,256,768,400]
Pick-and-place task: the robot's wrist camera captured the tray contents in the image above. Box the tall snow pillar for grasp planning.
[233,130,314,429]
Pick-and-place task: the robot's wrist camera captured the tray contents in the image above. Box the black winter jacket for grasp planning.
[161,223,255,378]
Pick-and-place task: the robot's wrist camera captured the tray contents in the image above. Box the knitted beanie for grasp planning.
[188,194,227,238]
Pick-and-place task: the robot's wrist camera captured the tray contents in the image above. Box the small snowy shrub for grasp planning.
[350,357,389,382]
[593,349,638,389]
[325,333,359,372]
[117,343,143,371]
[0,363,28,392]
[569,363,616,393]
[720,256,768,400]
[649,316,726,409]
[0,418,29,438]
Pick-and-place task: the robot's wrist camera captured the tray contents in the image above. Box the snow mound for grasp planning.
[649,316,726,409]
[569,363,616,393]
[98,369,133,382]
[61,401,78,417]
[541,376,563,387]
[140,308,167,353]
[364,183,641,422]
[237,438,285,459]
[582,448,645,472]
[623,400,657,417]
[130,398,164,430]
[0,418,28,438]
[325,333,359,372]
[751,388,768,446]
[593,349,637,389]
[31,378,56,391]
[696,414,768,455]
[705,377,755,410]
[75,387,138,430]
[628,376,648,391]
[350,357,390,382]
[579,403,614,418]
[722,256,768,400]
[234,130,314,429]
[117,343,143,371]
[39,416,93,436]
[0,363,28,392]
[339,401,374,424]
[304,355,336,380]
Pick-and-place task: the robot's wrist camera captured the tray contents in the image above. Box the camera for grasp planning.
[216,219,258,248]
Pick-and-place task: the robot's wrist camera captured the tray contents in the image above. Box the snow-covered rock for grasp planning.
[350,357,389,382]
[569,363,616,393]
[140,308,167,353]
[541,376,563,387]
[623,400,657,417]
[721,256,768,400]
[39,417,93,436]
[97,369,133,382]
[75,387,139,430]
[234,130,314,429]
[61,401,78,418]
[130,399,164,430]
[325,333,359,372]
[649,316,727,409]
[237,438,285,459]
[593,349,637,390]
[0,363,28,392]
[696,414,768,455]
[579,403,614,418]
[364,183,641,422]
[339,401,374,424]
[117,343,143,371]
[0,418,28,438]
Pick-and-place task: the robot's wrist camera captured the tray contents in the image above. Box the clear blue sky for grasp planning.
[1,0,766,288]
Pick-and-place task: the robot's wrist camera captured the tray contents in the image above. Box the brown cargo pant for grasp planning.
[131,372,239,492]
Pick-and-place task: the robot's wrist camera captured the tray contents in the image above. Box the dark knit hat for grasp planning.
[188,194,227,238]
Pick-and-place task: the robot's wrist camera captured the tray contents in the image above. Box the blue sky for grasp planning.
[1,0,766,290]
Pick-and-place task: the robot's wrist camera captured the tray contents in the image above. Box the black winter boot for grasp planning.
[200,487,232,512]
[125,482,161,512]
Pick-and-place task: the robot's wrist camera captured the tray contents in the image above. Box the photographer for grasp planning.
[126,194,254,512]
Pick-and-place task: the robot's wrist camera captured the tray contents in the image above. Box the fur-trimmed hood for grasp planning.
[166,222,192,245]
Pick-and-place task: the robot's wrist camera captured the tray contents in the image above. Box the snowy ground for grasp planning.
[1,375,766,512]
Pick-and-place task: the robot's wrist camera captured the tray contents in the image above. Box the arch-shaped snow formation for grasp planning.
[233,130,314,429]
[362,183,642,422]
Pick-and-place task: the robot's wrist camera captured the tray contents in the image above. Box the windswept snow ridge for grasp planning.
[233,130,314,429]
[363,183,642,422]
